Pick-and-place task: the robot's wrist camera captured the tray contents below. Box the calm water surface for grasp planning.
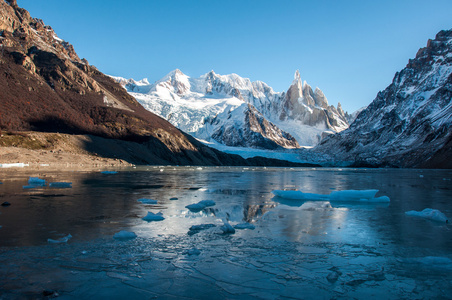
[0,167,451,299]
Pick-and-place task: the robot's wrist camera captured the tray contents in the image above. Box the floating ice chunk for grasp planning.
[198,200,216,207]
[0,163,29,168]
[137,198,158,204]
[28,177,46,185]
[113,230,137,240]
[47,234,72,244]
[169,197,178,200]
[23,177,46,189]
[187,224,216,235]
[185,200,216,212]
[234,222,255,230]
[183,248,201,256]
[101,171,118,174]
[220,222,235,234]
[272,189,390,202]
[405,208,449,223]
[142,212,165,222]
[49,182,72,188]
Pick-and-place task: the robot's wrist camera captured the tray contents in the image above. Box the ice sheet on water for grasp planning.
[234,222,256,230]
[49,182,72,188]
[405,208,449,223]
[142,212,165,222]
[113,230,137,240]
[407,256,452,270]
[272,189,390,203]
[185,200,216,212]
[47,234,72,244]
[100,171,118,175]
[187,224,216,235]
[183,248,201,256]
[137,198,158,204]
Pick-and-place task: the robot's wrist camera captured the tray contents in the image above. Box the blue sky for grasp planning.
[19,0,452,112]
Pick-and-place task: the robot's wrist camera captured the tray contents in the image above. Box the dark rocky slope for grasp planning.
[315,29,452,168]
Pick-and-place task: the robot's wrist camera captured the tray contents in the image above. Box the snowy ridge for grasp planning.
[315,29,452,168]
[112,70,349,150]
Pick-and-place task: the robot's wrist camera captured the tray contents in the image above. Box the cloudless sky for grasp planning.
[18,0,452,112]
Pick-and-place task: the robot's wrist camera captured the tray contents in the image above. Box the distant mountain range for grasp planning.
[113,69,350,149]
[315,29,452,168]
[1,0,315,167]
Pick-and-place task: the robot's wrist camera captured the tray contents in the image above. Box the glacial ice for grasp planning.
[220,222,236,234]
[137,198,158,204]
[28,177,46,185]
[142,212,165,222]
[23,177,46,189]
[272,189,390,202]
[187,224,216,235]
[185,200,216,212]
[101,171,118,174]
[234,222,256,230]
[113,230,137,240]
[405,208,449,223]
[47,234,72,244]
[49,182,72,188]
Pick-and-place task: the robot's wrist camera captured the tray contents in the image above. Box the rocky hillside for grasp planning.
[0,0,278,166]
[315,29,452,168]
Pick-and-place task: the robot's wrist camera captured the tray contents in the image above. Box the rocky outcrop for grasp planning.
[210,104,299,149]
[279,70,348,131]
[315,29,452,168]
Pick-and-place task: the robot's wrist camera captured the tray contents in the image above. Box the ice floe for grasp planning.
[234,222,256,230]
[113,230,137,240]
[142,212,165,222]
[272,189,390,202]
[185,200,216,212]
[23,177,46,189]
[137,198,158,204]
[405,208,449,223]
[187,224,216,235]
[220,222,236,234]
[49,182,72,188]
[47,234,72,244]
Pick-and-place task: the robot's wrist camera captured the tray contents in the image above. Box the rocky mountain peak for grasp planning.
[315,28,452,168]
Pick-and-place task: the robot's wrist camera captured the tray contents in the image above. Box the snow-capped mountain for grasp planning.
[315,29,452,168]
[113,69,348,149]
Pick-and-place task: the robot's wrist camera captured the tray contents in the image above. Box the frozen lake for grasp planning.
[0,167,451,299]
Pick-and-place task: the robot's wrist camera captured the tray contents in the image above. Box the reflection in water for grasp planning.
[0,167,451,298]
